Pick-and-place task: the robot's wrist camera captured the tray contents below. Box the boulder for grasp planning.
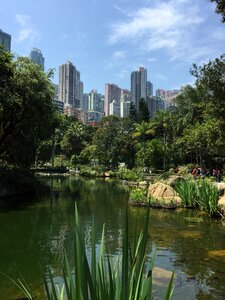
[148,182,182,207]
[215,182,225,196]
[139,181,148,188]
[167,175,185,187]
[218,195,225,211]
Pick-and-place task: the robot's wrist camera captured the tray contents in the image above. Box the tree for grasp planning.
[0,49,57,167]
[60,121,90,160]
[133,121,154,168]
[210,0,225,22]
[93,116,135,168]
[128,102,138,123]
[138,98,149,122]
[150,110,176,169]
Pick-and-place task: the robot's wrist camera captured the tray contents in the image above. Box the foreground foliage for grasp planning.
[14,205,174,300]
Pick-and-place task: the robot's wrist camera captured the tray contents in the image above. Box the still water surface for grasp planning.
[0,176,225,299]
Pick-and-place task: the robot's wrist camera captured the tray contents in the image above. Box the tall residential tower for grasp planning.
[131,67,147,110]
[104,83,121,116]
[0,29,11,51]
[59,61,83,108]
[29,48,45,70]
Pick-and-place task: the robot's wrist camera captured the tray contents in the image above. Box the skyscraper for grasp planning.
[131,67,147,110]
[29,48,45,70]
[59,61,83,108]
[0,29,11,51]
[146,81,153,97]
[104,83,121,116]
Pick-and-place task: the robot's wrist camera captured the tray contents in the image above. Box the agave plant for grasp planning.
[11,204,174,299]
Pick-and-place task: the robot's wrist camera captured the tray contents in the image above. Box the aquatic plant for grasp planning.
[174,180,198,207]
[13,205,174,299]
[196,180,220,217]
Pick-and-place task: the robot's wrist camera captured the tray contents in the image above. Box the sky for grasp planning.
[0,0,224,94]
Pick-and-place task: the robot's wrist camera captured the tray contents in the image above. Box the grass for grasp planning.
[11,204,174,299]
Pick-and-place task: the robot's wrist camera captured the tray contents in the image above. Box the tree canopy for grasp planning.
[210,0,225,22]
[0,48,57,167]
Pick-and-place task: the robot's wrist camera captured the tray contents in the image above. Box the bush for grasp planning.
[117,168,143,181]
[130,188,148,203]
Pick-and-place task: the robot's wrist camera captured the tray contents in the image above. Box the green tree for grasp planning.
[0,49,57,167]
[138,98,149,122]
[133,121,154,168]
[128,102,138,123]
[60,121,90,160]
[150,110,176,170]
[210,0,225,22]
[93,116,135,168]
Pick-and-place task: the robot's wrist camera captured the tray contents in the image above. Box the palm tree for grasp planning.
[150,110,174,170]
[133,121,154,168]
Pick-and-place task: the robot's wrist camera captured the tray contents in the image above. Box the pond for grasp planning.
[0,176,225,299]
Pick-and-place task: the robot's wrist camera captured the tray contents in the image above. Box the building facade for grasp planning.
[109,100,120,117]
[0,29,11,51]
[59,61,83,109]
[131,67,147,111]
[104,83,121,116]
[146,81,153,97]
[29,48,45,70]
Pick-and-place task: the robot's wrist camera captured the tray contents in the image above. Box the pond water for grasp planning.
[0,176,225,299]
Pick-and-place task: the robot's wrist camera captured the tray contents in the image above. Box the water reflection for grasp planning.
[0,177,225,299]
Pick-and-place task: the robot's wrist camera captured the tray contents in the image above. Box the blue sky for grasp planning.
[0,0,224,94]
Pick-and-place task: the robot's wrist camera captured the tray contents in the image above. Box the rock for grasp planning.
[218,195,225,211]
[208,250,225,260]
[167,175,185,187]
[215,182,225,196]
[148,182,182,207]
[152,267,173,287]
[138,181,148,188]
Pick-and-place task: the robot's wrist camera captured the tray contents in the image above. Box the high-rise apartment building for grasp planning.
[0,29,11,51]
[29,48,45,70]
[88,89,103,112]
[147,81,153,97]
[104,83,121,116]
[109,100,120,117]
[59,61,83,108]
[131,67,147,110]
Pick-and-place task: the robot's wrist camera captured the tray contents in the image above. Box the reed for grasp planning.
[174,180,198,207]
[12,204,174,299]
[196,180,220,217]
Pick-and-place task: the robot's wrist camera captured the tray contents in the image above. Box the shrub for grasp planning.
[117,168,143,181]
[130,188,148,203]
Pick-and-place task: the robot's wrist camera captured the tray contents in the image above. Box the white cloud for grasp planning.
[105,50,127,69]
[109,1,203,44]
[108,0,221,63]
[147,57,157,62]
[15,14,39,43]
[156,73,168,81]
[113,50,126,59]
[15,14,30,27]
